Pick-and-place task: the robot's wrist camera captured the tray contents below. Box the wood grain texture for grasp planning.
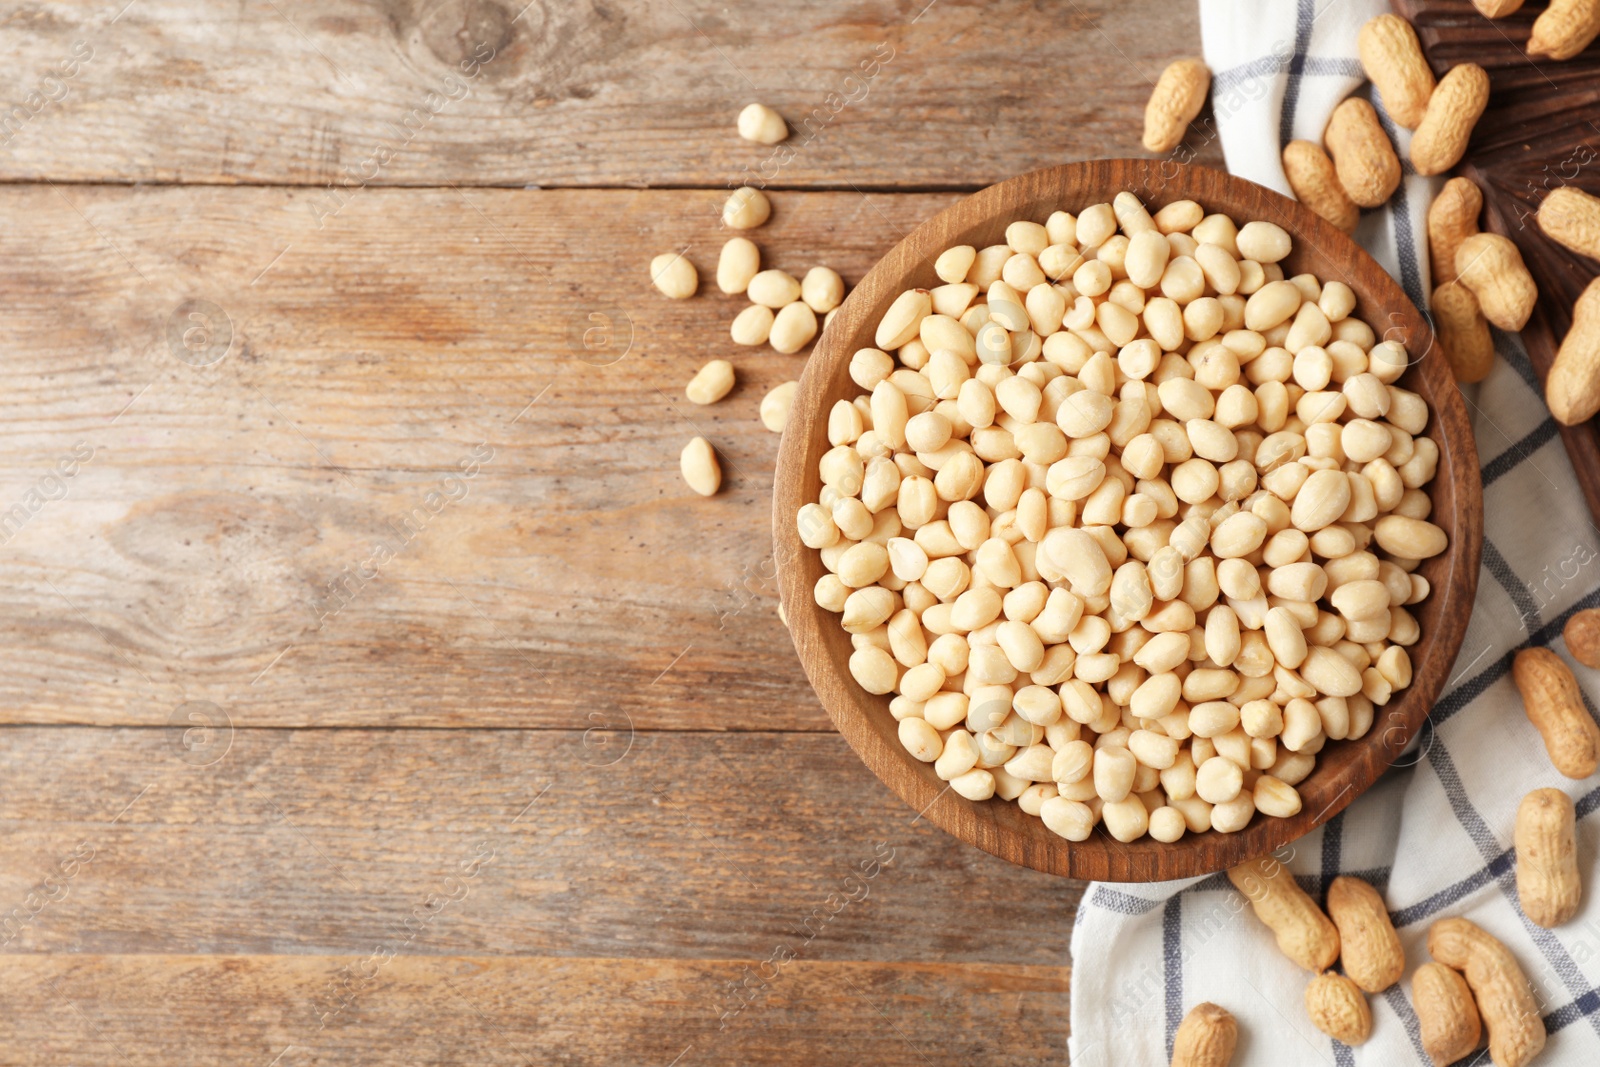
[774,160,1484,882]
[0,727,1076,962]
[0,0,1218,189]
[0,185,968,729]
[0,954,1069,1065]
[1396,0,1600,522]
[0,1,1225,1049]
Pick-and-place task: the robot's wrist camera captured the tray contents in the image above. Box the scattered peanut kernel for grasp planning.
[731,304,775,346]
[723,186,772,229]
[761,381,799,433]
[717,237,761,295]
[736,103,788,145]
[770,301,819,354]
[802,267,846,314]
[685,359,735,405]
[680,437,721,497]
[650,252,697,299]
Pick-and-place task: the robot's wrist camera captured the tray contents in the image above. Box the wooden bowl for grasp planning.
[773,159,1482,882]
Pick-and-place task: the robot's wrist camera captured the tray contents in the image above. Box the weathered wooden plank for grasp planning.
[0,727,1080,963]
[0,0,1215,188]
[0,954,1069,1066]
[0,185,971,727]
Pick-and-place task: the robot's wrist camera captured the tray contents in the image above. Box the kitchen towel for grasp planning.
[1067,2,1600,1065]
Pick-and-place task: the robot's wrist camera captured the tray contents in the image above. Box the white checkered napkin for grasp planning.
[1066,2,1600,1064]
[1201,0,1435,310]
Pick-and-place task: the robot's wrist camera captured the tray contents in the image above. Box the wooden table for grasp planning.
[0,2,1218,1062]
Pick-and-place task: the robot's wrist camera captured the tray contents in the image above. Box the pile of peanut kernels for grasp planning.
[800,190,1449,845]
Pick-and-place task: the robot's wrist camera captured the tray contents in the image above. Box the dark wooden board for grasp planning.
[1397,0,1600,521]
[775,160,1482,882]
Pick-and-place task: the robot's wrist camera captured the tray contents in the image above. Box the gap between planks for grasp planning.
[0,177,1022,194]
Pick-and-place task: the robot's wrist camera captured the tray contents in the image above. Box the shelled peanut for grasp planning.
[1305,971,1372,1045]
[1455,234,1538,332]
[1527,0,1600,61]
[1411,64,1491,177]
[1546,278,1600,426]
[1358,14,1436,129]
[1224,870,1402,1046]
[1537,187,1600,262]
[1327,874,1404,992]
[1428,178,1483,289]
[1279,94,1404,228]
[1325,98,1401,209]
[1170,1002,1238,1067]
[1512,646,1600,778]
[1230,855,1341,970]
[1283,140,1359,233]
[1515,787,1581,928]
[1427,918,1546,1067]
[1432,280,1495,383]
[1143,59,1212,154]
[1273,14,1421,228]
[802,189,1446,843]
[1563,606,1600,666]
[1412,961,1482,1067]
